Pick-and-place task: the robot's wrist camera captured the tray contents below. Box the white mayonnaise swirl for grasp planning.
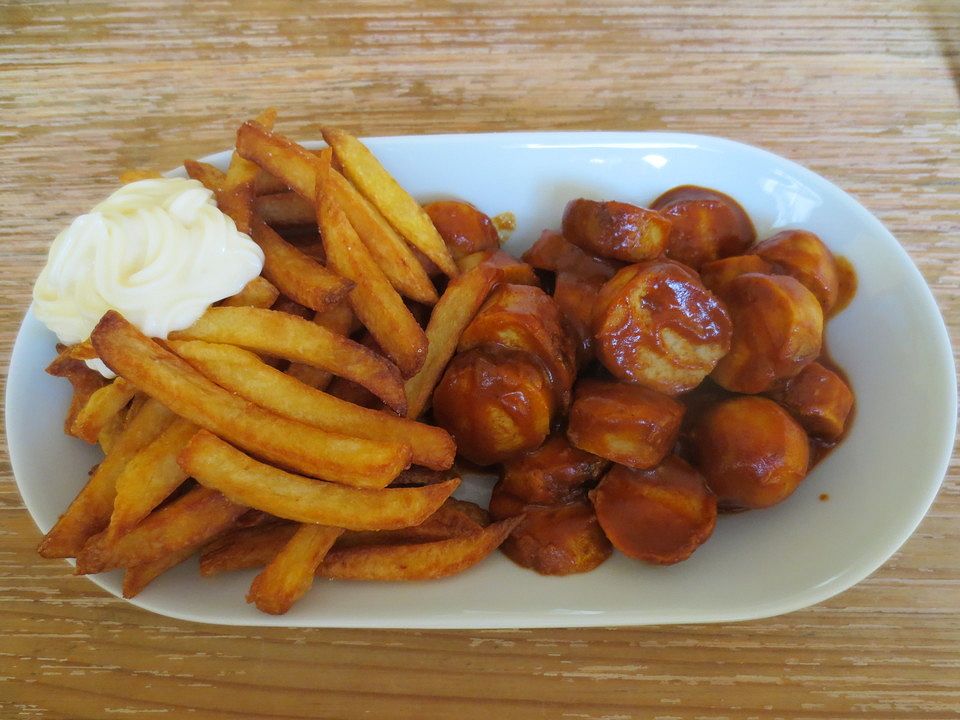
[33,178,264,376]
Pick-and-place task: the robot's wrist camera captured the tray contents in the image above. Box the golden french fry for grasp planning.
[169,340,454,470]
[317,178,428,378]
[292,241,325,260]
[185,161,322,316]
[335,498,485,549]
[169,306,407,415]
[219,108,277,234]
[326,170,439,304]
[321,127,459,278]
[236,121,324,202]
[122,544,196,598]
[254,169,289,196]
[179,431,458,530]
[404,263,502,418]
[317,517,521,580]
[46,350,108,437]
[270,295,313,320]
[61,340,97,361]
[38,398,176,558]
[254,191,314,226]
[76,486,246,575]
[219,276,280,309]
[200,521,297,577]
[284,302,357,390]
[69,377,137,443]
[92,311,412,486]
[228,108,278,185]
[97,404,126,454]
[238,123,438,301]
[284,361,331,390]
[105,418,199,542]
[119,169,162,184]
[250,217,352,313]
[183,159,226,194]
[199,498,486,576]
[246,524,344,615]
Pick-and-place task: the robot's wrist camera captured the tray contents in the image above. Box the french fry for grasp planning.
[238,122,438,301]
[200,521,297,577]
[69,377,137,443]
[237,123,351,310]
[445,498,492,528]
[317,517,522,580]
[293,241,326,259]
[92,311,412,486]
[169,306,407,414]
[254,169,289,196]
[254,191,314,226]
[335,498,486,549]
[219,108,277,234]
[246,524,344,615]
[326,170,439,304]
[251,217,352,313]
[326,376,381,409]
[285,303,357,390]
[388,466,457,487]
[76,485,246,575]
[38,398,176,558]
[190,162,338,315]
[97,404,126,453]
[46,350,108,437]
[178,431,458,530]
[321,127,459,278]
[122,545,196,598]
[219,276,280,309]
[270,295,313,320]
[403,263,502,419]
[60,341,98,361]
[183,159,226,195]
[317,178,428,378]
[198,499,487,577]
[105,418,199,542]
[170,340,454,470]
[236,121,324,202]
[284,362,329,390]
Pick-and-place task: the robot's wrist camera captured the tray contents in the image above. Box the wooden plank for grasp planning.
[1,1,958,717]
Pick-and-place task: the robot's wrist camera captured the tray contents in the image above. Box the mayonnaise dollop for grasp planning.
[33,178,264,377]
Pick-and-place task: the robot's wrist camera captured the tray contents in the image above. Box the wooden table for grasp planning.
[3,2,959,717]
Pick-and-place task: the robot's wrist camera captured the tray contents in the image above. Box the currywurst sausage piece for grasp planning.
[592,259,732,395]
[752,229,840,314]
[773,361,854,440]
[424,200,500,260]
[432,346,555,466]
[562,199,670,263]
[567,379,684,470]
[710,273,823,393]
[499,432,609,505]
[692,395,809,510]
[699,254,774,296]
[459,283,577,409]
[589,456,716,565]
[651,185,756,271]
[489,487,612,575]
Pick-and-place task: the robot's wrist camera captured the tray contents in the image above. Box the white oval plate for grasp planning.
[8,132,955,628]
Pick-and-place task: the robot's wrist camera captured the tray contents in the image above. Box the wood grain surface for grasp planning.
[2,1,959,718]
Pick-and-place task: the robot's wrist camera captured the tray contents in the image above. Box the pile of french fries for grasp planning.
[39,110,520,615]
